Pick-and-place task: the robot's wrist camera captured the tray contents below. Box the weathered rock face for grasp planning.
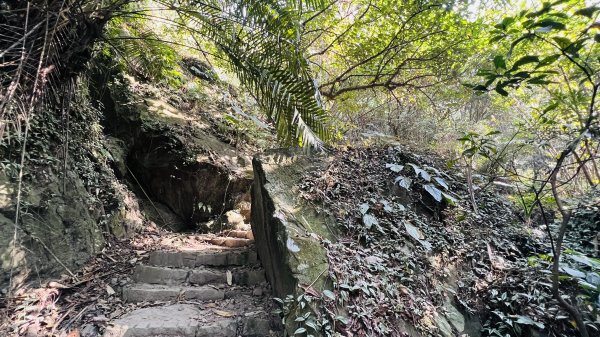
[251,150,334,298]
[0,171,105,292]
[95,74,253,231]
[127,129,251,226]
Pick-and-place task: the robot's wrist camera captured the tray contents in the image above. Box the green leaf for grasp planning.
[433,176,449,190]
[385,163,404,172]
[511,55,539,69]
[532,19,565,31]
[362,214,378,229]
[294,327,307,335]
[395,176,412,190]
[322,290,335,300]
[516,315,545,329]
[543,102,559,113]
[493,55,506,70]
[404,222,424,241]
[424,183,442,202]
[527,76,551,85]
[537,54,561,66]
[335,315,350,325]
[489,35,506,43]
[442,192,457,205]
[507,33,535,57]
[552,36,572,49]
[575,6,600,18]
[560,265,586,278]
[404,222,432,250]
[408,163,431,181]
[495,86,509,96]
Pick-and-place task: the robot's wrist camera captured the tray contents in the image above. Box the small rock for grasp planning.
[237,201,252,222]
[92,315,109,323]
[80,324,99,337]
[226,210,244,227]
[252,287,263,296]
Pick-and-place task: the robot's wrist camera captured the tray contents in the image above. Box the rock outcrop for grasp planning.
[251,150,334,298]
[0,171,105,292]
[96,74,254,231]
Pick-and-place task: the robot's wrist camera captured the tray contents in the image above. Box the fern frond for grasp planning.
[156,0,331,148]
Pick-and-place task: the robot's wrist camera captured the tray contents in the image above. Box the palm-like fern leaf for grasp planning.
[155,0,331,148]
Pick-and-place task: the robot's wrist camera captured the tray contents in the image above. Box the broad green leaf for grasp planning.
[532,19,565,31]
[511,55,539,69]
[516,315,545,329]
[564,251,600,269]
[493,55,506,70]
[527,76,551,85]
[537,54,561,67]
[423,183,442,202]
[385,163,404,172]
[560,265,586,278]
[335,316,350,325]
[404,222,432,250]
[322,290,335,300]
[552,36,572,49]
[408,163,431,181]
[575,6,600,18]
[395,176,412,190]
[442,192,457,205]
[433,176,449,190]
[362,214,378,229]
[294,328,307,335]
[495,85,509,96]
[404,222,424,240]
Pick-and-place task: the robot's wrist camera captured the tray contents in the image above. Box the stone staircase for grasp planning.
[103,241,282,337]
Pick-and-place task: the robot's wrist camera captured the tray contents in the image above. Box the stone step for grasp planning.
[133,265,266,286]
[122,284,225,303]
[148,249,259,268]
[209,237,254,248]
[103,304,276,337]
[225,230,254,240]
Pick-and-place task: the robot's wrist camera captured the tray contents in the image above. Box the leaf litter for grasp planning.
[298,145,594,336]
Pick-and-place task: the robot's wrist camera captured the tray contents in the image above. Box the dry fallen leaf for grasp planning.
[106,285,116,296]
[47,281,70,289]
[213,310,235,317]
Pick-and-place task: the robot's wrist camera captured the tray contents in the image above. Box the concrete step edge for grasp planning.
[133,265,266,286]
